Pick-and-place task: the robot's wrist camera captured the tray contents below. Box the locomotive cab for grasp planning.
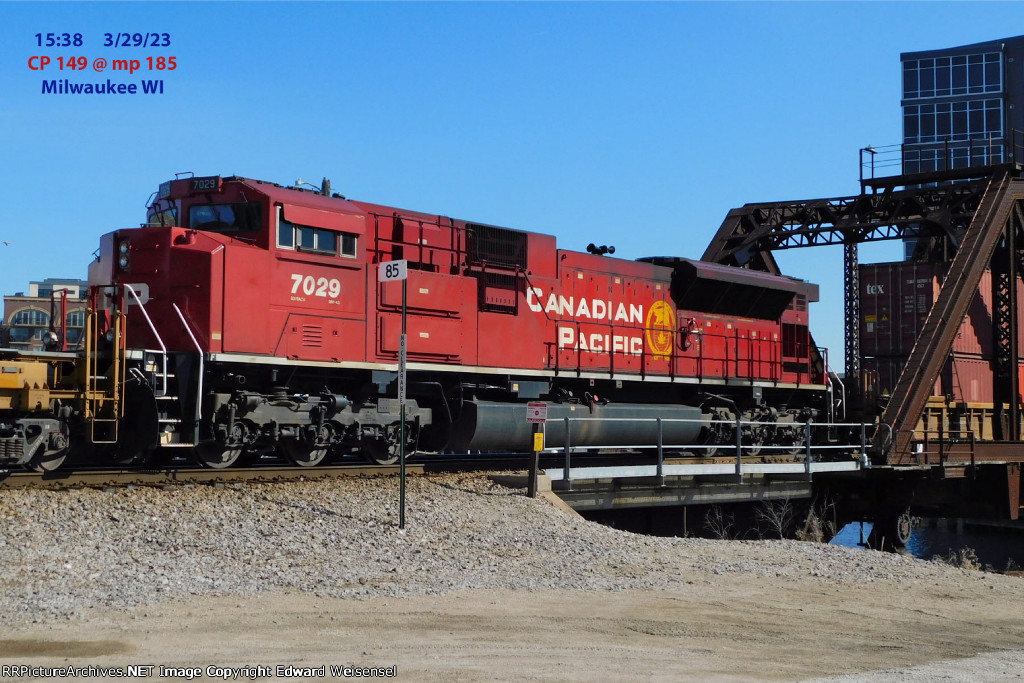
[87,176,438,468]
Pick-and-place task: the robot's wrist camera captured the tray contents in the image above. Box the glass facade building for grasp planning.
[901,36,1024,175]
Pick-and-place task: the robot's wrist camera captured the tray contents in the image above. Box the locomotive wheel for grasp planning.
[194,442,244,469]
[364,438,399,466]
[26,423,70,472]
[282,440,329,467]
[743,424,773,457]
[195,422,249,468]
[363,424,412,466]
[27,449,67,472]
[191,444,242,471]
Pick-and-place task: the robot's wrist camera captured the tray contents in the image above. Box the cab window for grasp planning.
[276,207,357,258]
[189,203,262,233]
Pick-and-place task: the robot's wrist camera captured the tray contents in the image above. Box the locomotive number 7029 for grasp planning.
[290,274,342,298]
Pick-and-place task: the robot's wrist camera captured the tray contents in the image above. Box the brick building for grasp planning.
[2,278,89,351]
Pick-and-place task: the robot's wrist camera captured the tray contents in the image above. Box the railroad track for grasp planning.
[0,454,540,490]
[0,464,419,489]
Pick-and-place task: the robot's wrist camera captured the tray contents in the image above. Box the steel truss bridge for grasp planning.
[701,160,1024,477]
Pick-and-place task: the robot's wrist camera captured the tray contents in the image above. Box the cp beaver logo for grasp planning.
[645,300,675,359]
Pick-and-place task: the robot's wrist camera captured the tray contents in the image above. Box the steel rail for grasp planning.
[0,464,426,490]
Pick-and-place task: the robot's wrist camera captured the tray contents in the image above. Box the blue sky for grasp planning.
[2,1,1022,364]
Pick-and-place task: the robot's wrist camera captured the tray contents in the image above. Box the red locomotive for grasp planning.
[1,175,830,470]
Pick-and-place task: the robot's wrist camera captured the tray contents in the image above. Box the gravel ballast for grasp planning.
[0,473,1014,626]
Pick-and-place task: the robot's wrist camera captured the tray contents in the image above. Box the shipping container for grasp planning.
[942,355,995,403]
[863,356,935,405]
[859,261,1024,358]
[863,353,1024,406]
[859,261,940,357]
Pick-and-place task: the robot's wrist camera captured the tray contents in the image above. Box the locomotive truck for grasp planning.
[0,175,836,471]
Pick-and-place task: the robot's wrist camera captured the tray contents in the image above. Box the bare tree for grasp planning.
[703,505,734,540]
[755,498,795,539]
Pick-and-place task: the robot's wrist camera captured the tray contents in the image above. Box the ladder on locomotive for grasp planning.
[82,299,126,444]
[143,304,205,451]
[130,297,201,451]
[123,286,197,451]
[152,357,195,449]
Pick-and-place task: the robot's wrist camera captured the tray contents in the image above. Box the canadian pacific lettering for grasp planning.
[526,286,650,355]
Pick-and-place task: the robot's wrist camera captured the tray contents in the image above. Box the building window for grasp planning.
[276,207,357,258]
[66,310,86,327]
[903,148,940,175]
[10,308,49,327]
[903,52,1001,100]
[903,145,1003,174]
[903,99,1002,144]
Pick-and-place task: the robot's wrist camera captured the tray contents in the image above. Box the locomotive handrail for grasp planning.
[368,212,467,267]
[172,303,203,446]
[820,346,846,422]
[48,287,70,352]
[540,324,818,385]
[123,285,167,397]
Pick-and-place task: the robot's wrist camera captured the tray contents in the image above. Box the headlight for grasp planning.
[117,240,130,270]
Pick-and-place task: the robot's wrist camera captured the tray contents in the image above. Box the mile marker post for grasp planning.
[527,402,547,497]
[379,259,409,527]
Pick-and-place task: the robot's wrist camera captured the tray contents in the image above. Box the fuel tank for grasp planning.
[447,400,706,452]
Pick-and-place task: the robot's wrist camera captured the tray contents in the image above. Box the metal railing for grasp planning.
[906,426,977,467]
[369,212,467,271]
[821,346,845,423]
[542,322,819,385]
[859,130,1024,186]
[542,415,871,490]
[172,304,204,446]
[124,285,168,397]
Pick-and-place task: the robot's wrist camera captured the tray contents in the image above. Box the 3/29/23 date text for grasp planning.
[104,32,171,48]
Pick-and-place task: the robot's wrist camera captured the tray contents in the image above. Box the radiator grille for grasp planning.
[468,223,528,269]
[301,325,323,348]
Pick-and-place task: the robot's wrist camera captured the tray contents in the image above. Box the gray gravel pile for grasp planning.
[0,473,1001,624]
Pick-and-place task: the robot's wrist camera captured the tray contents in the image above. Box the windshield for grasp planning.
[189,203,262,233]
